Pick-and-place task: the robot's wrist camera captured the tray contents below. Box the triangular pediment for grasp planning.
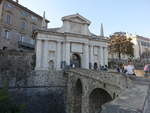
[62,13,91,25]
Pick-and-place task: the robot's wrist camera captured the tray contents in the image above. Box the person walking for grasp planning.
[126,61,135,76]
[144,64,150,77]
[125,61,135,88]
[123,64,127,73]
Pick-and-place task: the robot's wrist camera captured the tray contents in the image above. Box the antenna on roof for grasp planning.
[16,0,19,3]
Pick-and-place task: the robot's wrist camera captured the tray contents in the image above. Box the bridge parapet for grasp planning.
[66,68,132,89]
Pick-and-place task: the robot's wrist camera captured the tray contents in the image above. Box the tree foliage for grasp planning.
[0,81,25,113]
[108,32,134,59]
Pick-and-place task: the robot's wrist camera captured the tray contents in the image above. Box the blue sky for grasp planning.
[19,0,150,37]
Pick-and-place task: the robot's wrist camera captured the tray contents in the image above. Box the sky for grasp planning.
[19,0,150,37]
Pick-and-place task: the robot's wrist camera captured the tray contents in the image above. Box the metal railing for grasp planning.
[18,37,35,49]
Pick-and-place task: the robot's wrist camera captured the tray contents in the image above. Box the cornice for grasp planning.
[34,29,108,43]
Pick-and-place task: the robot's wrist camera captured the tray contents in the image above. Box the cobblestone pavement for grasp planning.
[147,89,150,113]
[143,86,150,113]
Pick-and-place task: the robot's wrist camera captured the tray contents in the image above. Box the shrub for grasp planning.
[0,81,25,113]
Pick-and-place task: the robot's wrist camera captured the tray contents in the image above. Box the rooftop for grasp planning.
[5,0,50,23]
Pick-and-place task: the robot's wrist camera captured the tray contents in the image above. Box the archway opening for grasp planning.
[89,88,112,113]
[49,60,54,70]
[71,53,81,68]
[73,79,82,113]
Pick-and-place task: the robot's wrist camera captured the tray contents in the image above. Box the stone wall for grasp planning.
[0,51,67,113]
[0,71,67,113]
[9,87,66,113]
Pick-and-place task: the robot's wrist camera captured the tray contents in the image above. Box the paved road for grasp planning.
[143,85,150,113]
[109,69,150,78]
[134,69,144,77]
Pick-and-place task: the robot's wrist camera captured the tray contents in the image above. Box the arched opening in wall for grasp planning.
[73,79,82,113]
[71,53,81,68]
[48,60,54,70]
[89,88,113,113]
[2,46,7,50]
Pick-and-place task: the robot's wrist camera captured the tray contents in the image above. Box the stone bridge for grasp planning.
[65,68,150,113]
[65,69,132,113]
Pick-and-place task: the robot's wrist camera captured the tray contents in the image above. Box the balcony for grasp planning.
[18,37,35,49]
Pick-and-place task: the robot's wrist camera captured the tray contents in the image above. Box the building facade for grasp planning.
[0,0,49,50]
[108,32,150,60]
[127,34,150,59]
[33,14,108,70]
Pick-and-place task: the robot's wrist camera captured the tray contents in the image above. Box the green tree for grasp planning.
[109,32,134,59]
[0,81,25,113]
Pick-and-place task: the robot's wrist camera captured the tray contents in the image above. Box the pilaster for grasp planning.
[100,46,104,66]
[65,42,70,66]
[98,46,101,68]
[43,40,49,70]
[83,43,89,69]
[56,41,61,70]
[104,47,108,66]
[90,45,94,69]
[35,39,42,70]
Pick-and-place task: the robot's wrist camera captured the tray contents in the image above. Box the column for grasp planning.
[56,41,61,70]
[83,44,89,69]
[90,45,94,69]
[43,41,49,70]
[65,42,70,66]
[104,47,108,66]
[98,46,101,68]
[62,42,66,62]
[35,39,42,70]
[100,46,104,66]
[137,41,141,59]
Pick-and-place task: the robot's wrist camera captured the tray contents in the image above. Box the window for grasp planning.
[20,11,29,17]
[31,15,38,21]
[4,3,14,9]
[148,43,150,47]
[141,41,150,47]
[21,21,27,30]
[20,35,22,42]
[4,30,9,39]
[19,35,24,42]
[31,24,37,31]
[0,28,2,37]
[5,13,12,25]
[141,41,145,46]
